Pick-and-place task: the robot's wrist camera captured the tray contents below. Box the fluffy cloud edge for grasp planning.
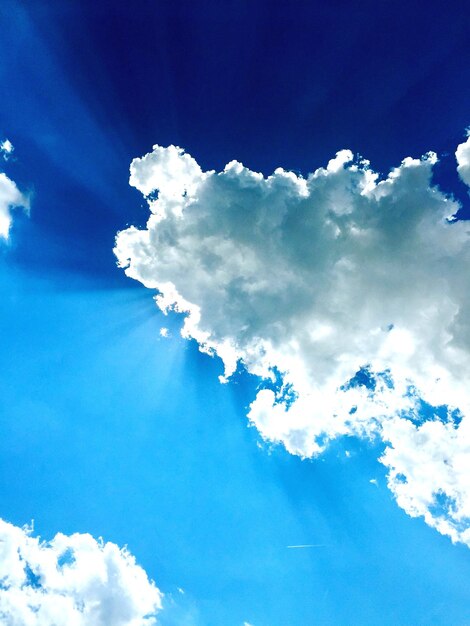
[0,518,163,626]
[456,132,470,187]
[0,140,28,239]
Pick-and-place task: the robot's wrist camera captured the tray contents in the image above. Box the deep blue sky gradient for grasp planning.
[1,1,470,624]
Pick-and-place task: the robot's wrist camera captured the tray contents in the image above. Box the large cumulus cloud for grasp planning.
[0,518,162,625]
[115,134,470,545]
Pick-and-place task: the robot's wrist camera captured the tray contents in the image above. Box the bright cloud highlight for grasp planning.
[0,139,14,160]
[456,133,470,187]
[0,519,162,626]
[115,135,470,546]
[0,144,28,238]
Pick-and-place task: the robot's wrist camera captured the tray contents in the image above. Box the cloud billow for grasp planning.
[0,518,162,626]
[115,135,470,546]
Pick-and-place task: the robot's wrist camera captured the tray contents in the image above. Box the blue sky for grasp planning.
[1,1,470,625]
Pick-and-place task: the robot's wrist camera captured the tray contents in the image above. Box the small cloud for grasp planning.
[370,478,378,487]
[160,327,170,338]
[0,138,14,160]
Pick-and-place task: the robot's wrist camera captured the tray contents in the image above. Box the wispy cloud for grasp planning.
[287,544,326,549]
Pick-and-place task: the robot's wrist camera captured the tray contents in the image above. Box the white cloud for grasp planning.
[115,135,470,546]
[0,518,162,626]
[456,133,470,187]
[380,415,470,544]
[0,150,28,238]
[1,139,14,160]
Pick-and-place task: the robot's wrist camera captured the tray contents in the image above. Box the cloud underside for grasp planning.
[115,135,470,546]
[0,518,162,626]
